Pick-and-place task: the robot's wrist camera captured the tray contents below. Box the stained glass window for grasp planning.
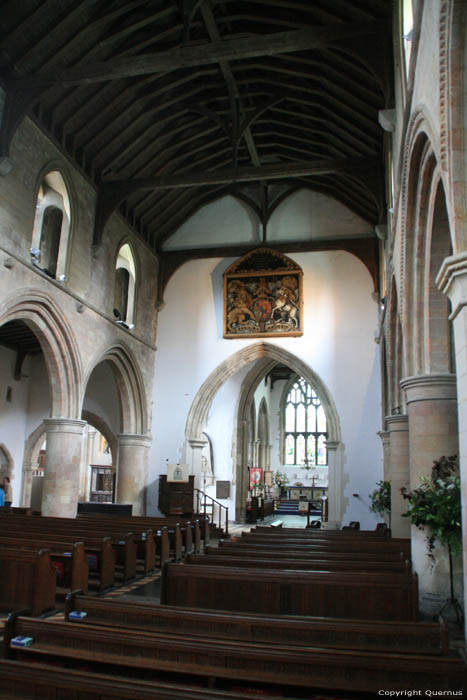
[284,377,327,465]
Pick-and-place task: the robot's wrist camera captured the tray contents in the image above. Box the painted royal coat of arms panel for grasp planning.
[223,248,303,338]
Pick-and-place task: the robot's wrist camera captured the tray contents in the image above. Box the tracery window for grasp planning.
[284,377,327,466]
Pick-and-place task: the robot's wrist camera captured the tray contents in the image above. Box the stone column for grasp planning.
[400,374,458,615]
[378,429,391,481]
[81,427,96,501]
[385,415,410,538]
[116,434,152,516]
[437,253,467,633]
[42,418,87,517]
[326,440,343,526]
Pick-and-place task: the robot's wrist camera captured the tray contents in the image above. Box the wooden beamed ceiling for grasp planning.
[0,0,392,262]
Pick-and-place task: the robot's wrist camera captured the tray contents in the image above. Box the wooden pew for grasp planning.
[0,549,56,616]
[161,562,419,621]
[0,516,133,584]
[0,512,175,570]
[0,535,88,595]
[77,513,202,555]
[0,526,115,592]
[250,523,390,539]
[0,659,288,700]
[222,537,411,558]
[238,531,411,554]
[4,615,465,694]
[186,552,410,574]
[65,591,450,656]
[218,540,409,563]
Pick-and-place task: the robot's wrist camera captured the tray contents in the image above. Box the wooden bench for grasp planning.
[218,540,409,563]
[77,514,202,555]
[0,526,115,592]
[223,537,411,559]
[161,562,419,621]
[4,615,465,694]
[0,549,56,616]
[253,525,390,537]
[0,515,139,581]
[65,590,450,656]
[186,552,410,573]
[239,531,411,553]
[0,535,88,595]
[0,658,283,700]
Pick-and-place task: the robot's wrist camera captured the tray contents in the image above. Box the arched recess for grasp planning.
[0,443,14,487]
[20,422,48,507]
[257,398,270,470]
[439,0,467,251]
[114,241,137,326]
[82,342,148,436]
[0,289,82,418]
[31,166,74,280]
[386,277,405,415]
[185,342,342,522]
[81,410,118,501]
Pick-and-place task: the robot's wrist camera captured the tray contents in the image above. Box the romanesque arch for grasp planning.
[0,288,83,418]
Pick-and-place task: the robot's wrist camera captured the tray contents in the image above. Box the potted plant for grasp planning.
[369,480,391,530]
[401,455,463,624]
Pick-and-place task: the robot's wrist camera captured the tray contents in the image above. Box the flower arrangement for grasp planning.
[274,470,289,490]
[400,455,461,559]
[369,480,391,527]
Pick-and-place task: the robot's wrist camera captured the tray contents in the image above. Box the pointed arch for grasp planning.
[83,342,148,435]
[185,342,341,443]
[0,289,83,418]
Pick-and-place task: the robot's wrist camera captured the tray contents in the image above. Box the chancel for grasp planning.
[0,1,466,697]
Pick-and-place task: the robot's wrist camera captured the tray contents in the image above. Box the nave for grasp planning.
[0,510,465,699]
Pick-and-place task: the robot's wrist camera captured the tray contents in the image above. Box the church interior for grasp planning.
[0,0,466,697]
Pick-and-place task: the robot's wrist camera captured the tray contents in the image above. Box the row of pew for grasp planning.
[0,510,207,616]
[1,516,465,697]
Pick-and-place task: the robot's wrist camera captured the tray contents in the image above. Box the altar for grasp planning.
[287,486,328,501]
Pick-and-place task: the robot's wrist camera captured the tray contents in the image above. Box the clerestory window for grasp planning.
[284,377,327,466]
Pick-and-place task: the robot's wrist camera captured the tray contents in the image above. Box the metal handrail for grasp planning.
[194,488,229,535]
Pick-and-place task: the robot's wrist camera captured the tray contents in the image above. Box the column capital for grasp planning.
[188,438,208,450]
[437,251,467,320]
[44,418,87,434]
[400,374,457,404]
[117,433,152,449]
[325,440,340,451]
[385,414,409,431]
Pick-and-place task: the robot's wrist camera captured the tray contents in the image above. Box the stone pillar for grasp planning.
[326,440,343,526]
[81,427,96,501]
[438,253,467,633]
[42,418,87,517]
[378,429,390,481]
[116,434,151,516]
[400,374,458,615]
[385,415,410,538]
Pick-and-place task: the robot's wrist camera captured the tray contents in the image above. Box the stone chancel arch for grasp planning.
[184,342,343,523]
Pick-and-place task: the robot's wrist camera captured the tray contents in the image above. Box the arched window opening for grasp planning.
[31,171,71,280]
[40,206,63,277]
[114,243,136,326]
[401,0,414,86]
[284,377,327,466]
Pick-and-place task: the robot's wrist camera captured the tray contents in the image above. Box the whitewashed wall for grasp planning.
[149,247,383,527]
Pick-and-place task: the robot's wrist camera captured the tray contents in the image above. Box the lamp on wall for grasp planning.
[113,308,134,330]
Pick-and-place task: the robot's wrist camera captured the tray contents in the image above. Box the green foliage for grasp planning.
[401,455,462,559]
[369,480,391,517]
